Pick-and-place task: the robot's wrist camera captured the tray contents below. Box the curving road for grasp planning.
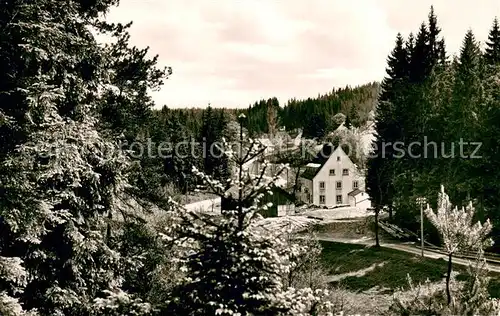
[314,234,500,273]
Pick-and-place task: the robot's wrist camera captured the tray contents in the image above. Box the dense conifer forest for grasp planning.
[366,9,500,250]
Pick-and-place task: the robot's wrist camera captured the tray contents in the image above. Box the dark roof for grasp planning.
[266,185,295,202]
[300,143,336,180]
[223,182,292,200]
[300,167,318,180]
[348,188,363,196]
[224,184,253,197]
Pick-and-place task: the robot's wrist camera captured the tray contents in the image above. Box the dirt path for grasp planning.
[184,197,221,213]
[327,261,388,282]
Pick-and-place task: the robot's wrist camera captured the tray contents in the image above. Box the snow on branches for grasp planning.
[410,185,496,309]
[424,185,493,255]
[165,130,335,315]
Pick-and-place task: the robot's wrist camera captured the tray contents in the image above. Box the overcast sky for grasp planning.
[106,0,499,108]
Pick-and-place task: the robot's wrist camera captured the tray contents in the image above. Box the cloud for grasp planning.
[106,0,500,108]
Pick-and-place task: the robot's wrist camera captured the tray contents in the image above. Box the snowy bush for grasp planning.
[391,266,500,316]
[0,293,38,316]
[390,186,498,315]
[390,274,450,315]
[92,289,153,316]
[282,230,331,291]
[424,185,492,305]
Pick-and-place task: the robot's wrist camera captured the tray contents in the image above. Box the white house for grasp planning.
[297,144,370,208]
[258,138,275,155]
[347,189,371,210]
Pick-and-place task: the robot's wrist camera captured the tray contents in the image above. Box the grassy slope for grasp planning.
[320,241,500,296]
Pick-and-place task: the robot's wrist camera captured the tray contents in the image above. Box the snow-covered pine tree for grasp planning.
[96,19,172,205]
[163,129,335,315]
[424,185,493,305]
[0,1,176,314]
[0,83,157,315]
[391,187,498,315]
[454,253,500,315]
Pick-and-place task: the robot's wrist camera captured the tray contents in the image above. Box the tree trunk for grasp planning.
[374,208,380,247]
[388,204,393,221]
[292,167,301,197]
[237,122,244,229]
[446,252,453,305]
[106,209,112,245]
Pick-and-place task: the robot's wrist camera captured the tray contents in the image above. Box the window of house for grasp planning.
[342,169,349,176]
[320,195,326,204]
[336,181,342,189]
[337,156,340,161]
[319,181,325,190]
[336,195,342,204]
[329,169,335,176]
[353,180,359,189]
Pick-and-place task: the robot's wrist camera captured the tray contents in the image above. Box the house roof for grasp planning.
[258,138,274,147]
[305,163,321,168]
[300,168,317,180]
[223,182,294,203]
[348,188,363,197]
[300,143,336,180]
[268,185,295,202]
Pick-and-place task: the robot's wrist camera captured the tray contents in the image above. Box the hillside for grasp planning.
[245,82,380,138]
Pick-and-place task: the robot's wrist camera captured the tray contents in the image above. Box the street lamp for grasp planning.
[416,197,427,257]
[238,113,246,139]
[237,113,246,210]
[237,113,246,162]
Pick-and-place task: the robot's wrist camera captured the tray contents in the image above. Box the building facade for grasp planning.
[297,145,368,208]
[347,189,371,210]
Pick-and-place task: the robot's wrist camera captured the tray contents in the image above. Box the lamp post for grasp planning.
[237,113,246,219]
[237,113,246,165]
[238,113,245,149]
[416,197,427,257]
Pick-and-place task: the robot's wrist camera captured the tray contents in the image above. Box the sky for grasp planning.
[106,0,500,108]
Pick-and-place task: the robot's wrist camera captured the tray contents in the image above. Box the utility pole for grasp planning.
[286,139,288,189]
[416,197,427,257]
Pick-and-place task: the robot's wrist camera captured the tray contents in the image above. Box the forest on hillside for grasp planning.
[245,82,380,138]
[149,81,379,141]
[137,78,379,196]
